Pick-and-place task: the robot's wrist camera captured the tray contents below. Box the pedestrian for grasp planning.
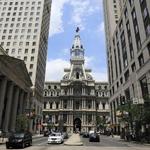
[111,128,114,138]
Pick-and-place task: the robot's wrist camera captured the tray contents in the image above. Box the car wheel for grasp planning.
[29,140,32,146]
[22,142,25,149]
[6,144,10,149]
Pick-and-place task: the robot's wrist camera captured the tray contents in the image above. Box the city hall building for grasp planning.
[42,29,110,133]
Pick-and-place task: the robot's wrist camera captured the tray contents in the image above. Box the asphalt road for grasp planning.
[0,134,149,150]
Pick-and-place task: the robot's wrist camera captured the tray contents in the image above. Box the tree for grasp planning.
[16,114,29,132]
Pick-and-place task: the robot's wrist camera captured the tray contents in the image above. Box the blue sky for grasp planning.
[45,0,108,81]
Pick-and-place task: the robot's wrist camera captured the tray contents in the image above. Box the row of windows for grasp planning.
[44,101,108,110]
[9,48,36,54]
[1,12,41,17]
[0,22,39,28]
[1,6,41,11]
[0,35,37,41]
[0,17,40,22]
[0,1,42,6]
[1,41,37,47]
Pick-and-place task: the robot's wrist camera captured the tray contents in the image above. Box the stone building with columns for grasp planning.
[0,52,32,132]
[42,29,110,133]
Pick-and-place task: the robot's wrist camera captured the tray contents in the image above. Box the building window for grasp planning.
[102,103,105,110]
[124,70,129,82]
[31,56,34,61]
[140,76,149,98]
[138,53,144,67]
[11,49,15,54]
[147,42,150,56]
[18,49,22,54]
[24,56,27,61]
[32,42,36,46]
[30,64,33,69]
[29,72,32,77]
[131,63,136,72]
[24,49,28,54]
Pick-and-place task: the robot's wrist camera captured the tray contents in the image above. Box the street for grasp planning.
[0,135,149,150]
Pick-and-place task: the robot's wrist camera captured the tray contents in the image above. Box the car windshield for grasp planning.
[13,133,24,138]
[50,133,61,136]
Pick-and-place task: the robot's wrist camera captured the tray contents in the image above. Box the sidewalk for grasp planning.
[112,135,150,146]
[0,137,7,144]
[64,133,83,146]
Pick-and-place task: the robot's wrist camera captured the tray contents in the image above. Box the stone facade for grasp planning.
[103,0,150,134]
[42,29,110,133]
[0,0,52,131]
[0,54,32,132]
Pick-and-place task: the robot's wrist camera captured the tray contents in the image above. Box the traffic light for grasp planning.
[120,96,126,105]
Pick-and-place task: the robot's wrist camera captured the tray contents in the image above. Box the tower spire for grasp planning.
[70,27,84,62]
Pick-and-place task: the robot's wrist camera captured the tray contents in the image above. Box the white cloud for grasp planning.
[45,59,69,81]
[49,0,69,37]
[97,22,104,33]
[69,0,101,30]
[45,57,108,82]
[92,71,108,82]
[61,48,70,56]
[49,0,103,37]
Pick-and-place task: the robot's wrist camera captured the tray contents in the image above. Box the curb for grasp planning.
[64,142,83,146]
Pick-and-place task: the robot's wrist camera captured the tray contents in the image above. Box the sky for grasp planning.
[45,0,108,82]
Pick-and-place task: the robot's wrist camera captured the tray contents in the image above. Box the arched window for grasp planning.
[76,72,79,79]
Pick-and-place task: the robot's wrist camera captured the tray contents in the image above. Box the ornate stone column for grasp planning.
[18,90,25,114]
[0,77,7,128]
[10,86,20,132]
[3,81,14,132]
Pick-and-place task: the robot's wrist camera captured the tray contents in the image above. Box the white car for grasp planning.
[48,133,64,144]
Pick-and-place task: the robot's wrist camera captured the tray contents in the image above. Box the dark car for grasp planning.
[6,132,32,149]
[89,133,100,142]
[62,132,68,139]
[44,130,50,137]
[82,132,89,138]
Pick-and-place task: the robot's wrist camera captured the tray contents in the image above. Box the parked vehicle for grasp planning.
[62,132,68,139]
[6,132,32,149]
[48,133,64,144]
[44,130,50,137]
[89,133,100,142]
[82,132,89,138]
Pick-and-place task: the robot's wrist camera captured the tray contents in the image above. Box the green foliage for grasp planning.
[96,116,106,129]
[16,114,29,132]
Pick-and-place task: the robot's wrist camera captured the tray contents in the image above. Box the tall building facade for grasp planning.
[42,29,110,133]
[0,46,32,132]
[103,0,150,134]
[0,0,52,131]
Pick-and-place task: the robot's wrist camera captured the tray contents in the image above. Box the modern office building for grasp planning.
[0,0,52,131]
[103,0,150,134]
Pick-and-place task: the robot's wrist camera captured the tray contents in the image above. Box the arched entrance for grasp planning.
[73,118,81,132]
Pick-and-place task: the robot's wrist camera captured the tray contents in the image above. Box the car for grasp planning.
[89,130,95,136]
[89,133,100,142]
[62,132,68,139]
[44,130,50,137]
[82,132,89,138]
[6,131,32,149]
[48,133,64,144]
